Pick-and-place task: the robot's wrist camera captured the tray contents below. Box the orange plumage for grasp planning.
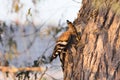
[50,20,78,68]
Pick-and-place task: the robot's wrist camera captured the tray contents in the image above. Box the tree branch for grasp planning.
[0,66,45,73]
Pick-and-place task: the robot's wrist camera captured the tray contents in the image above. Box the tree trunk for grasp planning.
[63,0,120,80]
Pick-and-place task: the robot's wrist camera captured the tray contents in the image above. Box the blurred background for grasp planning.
[0,0,81,79]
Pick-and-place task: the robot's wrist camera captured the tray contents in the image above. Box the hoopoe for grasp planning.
[50,20,79,67]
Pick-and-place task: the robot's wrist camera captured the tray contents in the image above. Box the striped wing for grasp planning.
[50,31,72,62]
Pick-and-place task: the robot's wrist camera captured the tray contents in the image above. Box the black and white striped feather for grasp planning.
[50,20,77,69]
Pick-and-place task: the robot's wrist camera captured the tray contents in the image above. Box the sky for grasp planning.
[0,0,81,26]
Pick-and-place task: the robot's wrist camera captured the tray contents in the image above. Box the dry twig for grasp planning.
[0,66,45,73]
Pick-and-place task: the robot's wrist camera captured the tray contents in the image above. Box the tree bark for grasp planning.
[63,0,120,80]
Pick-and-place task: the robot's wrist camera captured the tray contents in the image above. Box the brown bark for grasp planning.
[63,0,120,80]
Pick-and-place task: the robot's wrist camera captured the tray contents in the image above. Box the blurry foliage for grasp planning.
[0,0,69,67]
[0,0,71,79]
[12,0,21,13]
[0,21,19,62]
[4,52,14,61]
[44,25,64,38]
[27,8,32,16]
[0,20,65,63]
[0,27,3,43]
[8,38,18,56]
[32,0,41,5]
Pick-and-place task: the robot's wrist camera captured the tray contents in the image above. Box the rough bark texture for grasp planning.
[63,0,120,80]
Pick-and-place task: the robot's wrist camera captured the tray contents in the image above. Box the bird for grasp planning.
[50,20,79,69]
